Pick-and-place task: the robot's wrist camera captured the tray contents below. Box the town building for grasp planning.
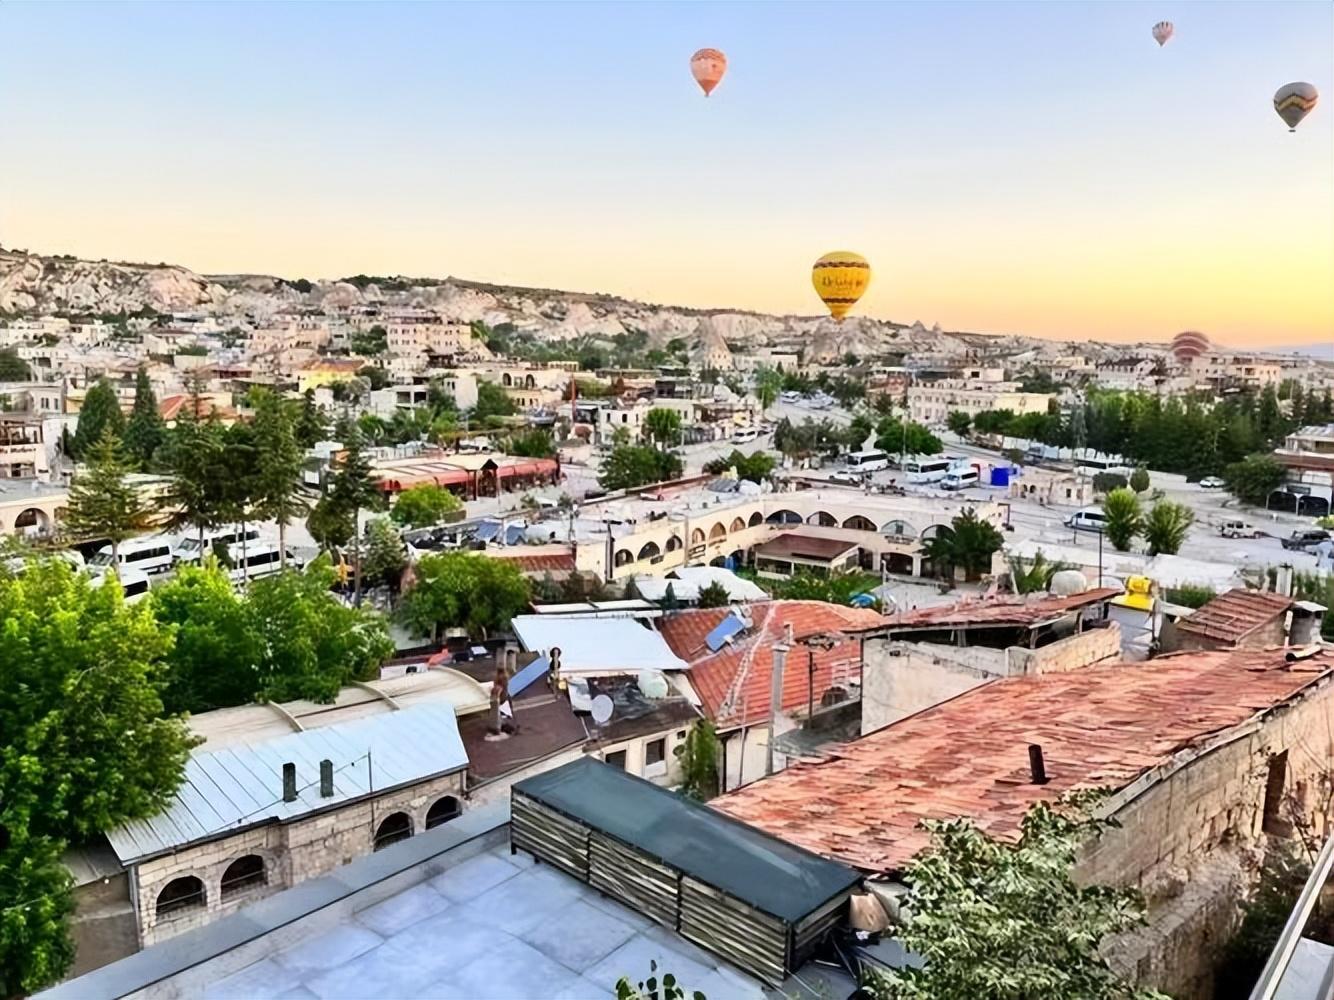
[906,379,1053,426]
[1191,352,1283,392]
[0,411,52,479]
[1273,423,1334,517]
[1161,588,1325,652]
[716,645,1334,999]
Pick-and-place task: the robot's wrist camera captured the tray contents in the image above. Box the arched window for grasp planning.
[665,535,683,552]
[690,528,705,545]
[14,508,46,532]
[637,541,661,561]
[807,511,837,527]
[748,511,763,527]
[842,515,876,532]
[708,523,726,540]
[921,524,949,541]
[881,520,916,538]
[220,855,266,899]
[502,374,512,387]
[729,518,746,534]
[614,549,633,567]
[156,876,205,917]
[374,812,414,851]
[766,509,801,525]
[425,795,462,830]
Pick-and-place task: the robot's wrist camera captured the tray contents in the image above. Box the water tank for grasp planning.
[1049,570,1089,597]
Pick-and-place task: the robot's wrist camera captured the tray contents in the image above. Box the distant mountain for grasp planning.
[1260,343,1334,361]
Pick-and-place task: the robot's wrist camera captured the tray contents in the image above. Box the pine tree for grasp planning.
[328,429,380,603]
[72,378,125,459]
[63,430,150,560]
[293,390,328,448]
[162,408,227,546]
[252,390,308,568]
[122,367,165,470]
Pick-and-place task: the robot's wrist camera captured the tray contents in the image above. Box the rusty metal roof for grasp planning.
[885,588,1121,630]
[713,646,1334,875]
[1175,589,1293,644]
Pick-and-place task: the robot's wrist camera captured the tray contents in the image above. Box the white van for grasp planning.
[88,535,175,576]
[904,457,952,484]
[942,468,979,491]
[846,449,890,473]
[88,565,152,604]
[224,541,303,584]
[174,525,261,566]
[1065,507,1107,533]
[731,427,760,444]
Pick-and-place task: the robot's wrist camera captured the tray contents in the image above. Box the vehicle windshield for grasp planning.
[89,551,116,567]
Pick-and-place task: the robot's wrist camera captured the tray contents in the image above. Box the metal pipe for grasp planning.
[1249,829,1334,1000]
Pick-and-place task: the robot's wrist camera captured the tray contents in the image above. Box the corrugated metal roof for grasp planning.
[886,588,1121,630]
[107,703,468,864]
[511,615,690,675]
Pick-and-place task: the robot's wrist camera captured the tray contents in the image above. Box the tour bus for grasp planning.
[731,427,760,444]
[904,457,953,484]
[92,566,152,605]
[1074,454,1131,478]
[845,449,891,473]
[87,534,176,576]
[942,466,980,491]
[224,540,304,585]
[173,525,262,566]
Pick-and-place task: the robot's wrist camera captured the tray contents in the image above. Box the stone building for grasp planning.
[1163,588,1325,653]
[715,646,1334,999]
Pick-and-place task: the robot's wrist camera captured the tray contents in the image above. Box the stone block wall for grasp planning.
[133,770,465,948]
[1007,623,1121,676]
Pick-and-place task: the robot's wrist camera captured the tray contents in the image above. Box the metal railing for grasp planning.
[1249,830,1334,1000]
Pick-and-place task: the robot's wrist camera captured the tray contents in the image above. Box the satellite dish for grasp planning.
[590,694,614,725]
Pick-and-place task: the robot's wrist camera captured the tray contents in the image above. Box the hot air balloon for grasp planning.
[1152,21,1173,46]
[690,48,727,97]
[1170,330,1211,363]
[811,252,871,321]
[1274,82,1319,131]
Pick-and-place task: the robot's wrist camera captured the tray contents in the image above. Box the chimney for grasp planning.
[1028,744,1049,785]
[319,759,334,798]
[282,762,298,802]
[1276,565,1295,598]
[506,645,519,676]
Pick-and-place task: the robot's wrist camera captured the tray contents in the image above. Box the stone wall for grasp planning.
[132,770,465,948]
[860,640,1002,734]
[1171,615,1288,653]
[1007,623,1121,675]
[1077,676,1334,999]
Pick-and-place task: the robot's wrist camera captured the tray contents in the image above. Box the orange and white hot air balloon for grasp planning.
[1152,21,1173,46]
[690,48,727,97]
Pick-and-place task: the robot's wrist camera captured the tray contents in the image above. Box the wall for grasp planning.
[861,640,1004,734]
[1078,677,1334,999]
[593,726,691,787]
[131,772,465,950]
[1006,623,1121,675]
[1171,615,1287,653]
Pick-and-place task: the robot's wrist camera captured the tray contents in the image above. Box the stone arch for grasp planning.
[842,514,876,532]
[729,517,746,534]
[766,509,802,525]
[881,519,916,538]
[690,528,705,545]
[921,524,950,541]
[425,795,462,830]
[374,811,414,851]
[156,875,205,918]
[708,522,727,541]
[666,534,683,552]
[502,373,513,387]
[220,855,267,900]
[13,507,48,534]
[807,510,837,527]
[614,549,634,567]
[748,511,763,527]
[637,541,661,561]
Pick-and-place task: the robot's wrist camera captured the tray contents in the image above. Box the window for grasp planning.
[220,855,266,898]
[156,875,206,917]
[605,750,627,770]
[1263,751,1290,836]
[373,811,414,851]
[646,738,666,767]
[425,795,462,830]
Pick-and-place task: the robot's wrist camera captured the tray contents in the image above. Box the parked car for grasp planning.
[1199,476,1227,489]
[1282,529,1331,551]
[1064,507,1107,533]
[1219,519,1260,539]
[828,470,864,486]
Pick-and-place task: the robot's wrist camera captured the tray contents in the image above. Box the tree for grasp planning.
[946,411,972,436]
[1010,550,1070,595]
[702,449,775,483]
[390,483,463,528]
[357,365,390,391]
[0,559,193,994]
[925,509,1004,581]
[1129,466,1150,493]
[121,366,165,470]
[507,427,556,458]
[161,408,228,546]
[350,325,387,355]
[644,407,683,446]
[674,720,721,802]
[63,430,150,558]
[755,367,783,410]
[326,430,380,597]
[661,582,680,611]
[398,551,531,640]
[1143,499,1194,556]
[293,390,328,448]
[1092,472,1129,495]
[875,800,1166,1000]
[251,389,307,567]
[307,492,355,552]
[72,377,125,458]
[474,380,516,421]
[1224,454,1287,506]
[361,516,407,589]
[600,446,683,491]
[0,346,33,380]
[696,581,731,608]
[874,417,942,457]
[1103,487,1143,552]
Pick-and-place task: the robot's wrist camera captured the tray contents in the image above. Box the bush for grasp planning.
[1092,472,1129,494]
[1164,584,1218,609]
[1129,467,1150,493]
[390,483,463,528]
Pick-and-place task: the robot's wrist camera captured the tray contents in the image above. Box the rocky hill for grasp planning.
[0,246,1014,357]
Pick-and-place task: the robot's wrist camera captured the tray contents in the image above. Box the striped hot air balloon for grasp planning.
[1152,21,1174,46]
[690,48,727,97]
[1274,82,1318,132]
[1171,330,1211,363]
[811,252,871,321]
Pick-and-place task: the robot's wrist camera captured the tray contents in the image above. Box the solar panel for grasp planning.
[509,655,549,698]
[705,611,746,652]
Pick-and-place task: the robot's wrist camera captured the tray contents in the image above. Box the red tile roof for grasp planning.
[492,552,576,575]
[656,601,887,729]
[158,395,237,422]
[1176,589,1293,644]
[885,588,1121,629]
[713,646,1334,875]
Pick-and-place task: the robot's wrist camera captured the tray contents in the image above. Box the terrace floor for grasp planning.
[201,842,771,1000]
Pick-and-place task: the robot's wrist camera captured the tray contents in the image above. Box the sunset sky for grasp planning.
[2,1,1331,346]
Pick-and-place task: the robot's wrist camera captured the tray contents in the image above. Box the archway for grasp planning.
[881,519,916,538]
[748,511,763,527]
[690,528,705,545]
[708,523,726,541]
[13,507,48,535]
[425,795,462,830]
[374,812,414,851]
[637,541,661,561]
[807,511,837,527]
[1299,495,1330,518]
[766,509,801,525]
[614,549,633,567]
[729,517,746,534]
[220,855,266,899]
[921,524,950,541]
[842,515,876,532]
[156,876,205,917]
[666,535,683,552]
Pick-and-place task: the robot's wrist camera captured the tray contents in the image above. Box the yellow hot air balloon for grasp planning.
[811,252,871,320]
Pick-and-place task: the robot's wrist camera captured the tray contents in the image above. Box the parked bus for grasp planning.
[224,541,304,584]
[88,535,175,576]
[904,457,952,484]
[1074,454,1131,478]
[845,449,890,473]
[92,566,152,605]
[174,525,261,566]
[942,467,979,491]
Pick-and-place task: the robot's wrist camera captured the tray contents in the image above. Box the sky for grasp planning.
[1,2,1331,347]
